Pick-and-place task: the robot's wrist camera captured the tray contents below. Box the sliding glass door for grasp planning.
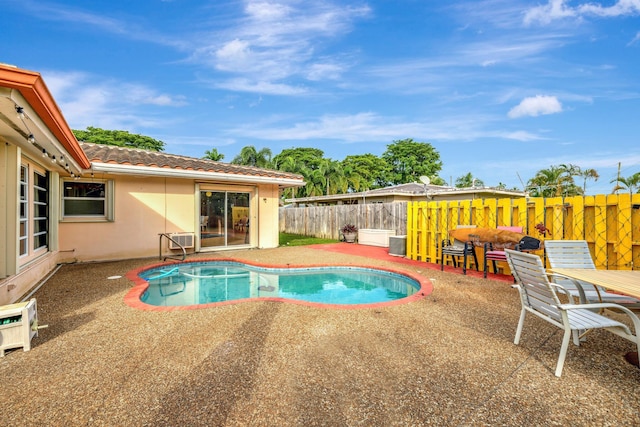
[200,190,251,249]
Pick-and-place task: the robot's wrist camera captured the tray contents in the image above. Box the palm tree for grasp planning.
[527,166,564,197]
[231,146,273,168]
[528,165,581,197]
[579,168,599,194]
[202,148,224,161]
[318,159,344,195]
[611,172,640,195]
[275,155,308,200]
[305,169,326,197]
[455,172,484,188]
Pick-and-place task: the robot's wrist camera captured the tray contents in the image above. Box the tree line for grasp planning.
[72,127,640,198]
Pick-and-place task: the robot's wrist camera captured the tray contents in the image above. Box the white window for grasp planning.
[19,165,28,257]
[18,161,49,263]
[33,170,49,251]
[62,180,114,221]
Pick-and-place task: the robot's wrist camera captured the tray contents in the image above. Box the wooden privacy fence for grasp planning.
[279,203,407,240]
[407,194,640,271]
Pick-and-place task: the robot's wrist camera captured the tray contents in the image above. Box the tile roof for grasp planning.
[79,142,304,182]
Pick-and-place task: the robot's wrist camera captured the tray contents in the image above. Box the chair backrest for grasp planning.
[504,249,563,323]
[497,226,523,233]
[544,240,596,270]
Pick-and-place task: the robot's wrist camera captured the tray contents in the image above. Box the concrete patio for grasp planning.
[1,244,638,426]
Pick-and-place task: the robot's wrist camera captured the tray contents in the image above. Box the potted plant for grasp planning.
[341,224,358,243]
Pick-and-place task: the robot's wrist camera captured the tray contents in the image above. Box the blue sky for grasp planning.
[4,0,640,194]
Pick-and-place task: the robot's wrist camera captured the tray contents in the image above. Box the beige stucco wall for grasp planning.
[59,174,283,262]
[0,252,60,305]
[256,183,280,248]
[0,146,62,305]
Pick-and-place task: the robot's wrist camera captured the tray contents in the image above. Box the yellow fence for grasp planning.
[407,194,640,271]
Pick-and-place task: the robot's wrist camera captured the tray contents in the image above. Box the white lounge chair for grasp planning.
[504,249,640,377]
[545,240,640,308]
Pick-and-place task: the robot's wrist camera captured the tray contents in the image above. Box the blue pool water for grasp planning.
[139,261,420,307]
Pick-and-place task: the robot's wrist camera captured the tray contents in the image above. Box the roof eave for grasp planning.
[90,162,306,188]
[0,64,91,169]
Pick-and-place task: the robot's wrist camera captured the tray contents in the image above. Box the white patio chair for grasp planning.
[545,240,640,308]
[504,249,640,377]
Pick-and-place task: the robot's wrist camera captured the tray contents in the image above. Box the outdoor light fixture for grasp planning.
[51,155,57,163]
[15,106,25,118]
[42,148,47,157]
[27,134,36,144]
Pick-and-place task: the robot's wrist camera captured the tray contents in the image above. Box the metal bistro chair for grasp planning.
[440,233,478,275]
[483,226,524,278]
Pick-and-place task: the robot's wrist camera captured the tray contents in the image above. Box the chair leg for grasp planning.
[555,328,573,377]
[462,252,467,275]
[514,308,526,345]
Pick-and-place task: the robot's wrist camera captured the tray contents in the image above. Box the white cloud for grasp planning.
[579,0,640,17]
[524,0,576,25]
[212,78,308,96]
[502,130,544,141]
[226,111,545,144]
[42,70,186,130]
[508,95,563,118]
[524,0,640,25]
[191,1,371,94]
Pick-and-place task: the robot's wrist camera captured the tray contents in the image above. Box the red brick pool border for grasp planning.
[124,258,433,311]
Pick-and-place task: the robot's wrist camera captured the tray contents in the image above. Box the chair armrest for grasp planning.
[548,273,589,304]
[559,302,640,334]
[548,281,582,304]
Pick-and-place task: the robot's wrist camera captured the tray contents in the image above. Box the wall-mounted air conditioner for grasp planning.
[168,232,195,249]
[388,235,407,257]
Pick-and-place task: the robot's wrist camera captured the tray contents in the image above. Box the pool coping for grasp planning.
[124,258,433,311]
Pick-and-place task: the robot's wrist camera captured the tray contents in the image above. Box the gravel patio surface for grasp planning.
[1,244,639,426]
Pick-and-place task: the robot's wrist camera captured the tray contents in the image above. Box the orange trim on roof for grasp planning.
[0,64,91,169]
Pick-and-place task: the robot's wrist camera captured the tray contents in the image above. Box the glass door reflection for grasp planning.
[200,191,250,249]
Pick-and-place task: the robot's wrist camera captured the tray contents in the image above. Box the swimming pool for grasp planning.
[125,260,429,310]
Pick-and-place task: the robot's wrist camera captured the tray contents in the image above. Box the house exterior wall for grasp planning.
[59,174,283,262]
[59,175,192,262]
[257,183,280,248]
[0,145,64,305]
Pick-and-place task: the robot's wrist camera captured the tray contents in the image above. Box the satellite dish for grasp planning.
[419,176,431,185]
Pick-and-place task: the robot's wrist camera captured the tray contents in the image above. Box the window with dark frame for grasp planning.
[63,181,107,217]
[33,170,49,251]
